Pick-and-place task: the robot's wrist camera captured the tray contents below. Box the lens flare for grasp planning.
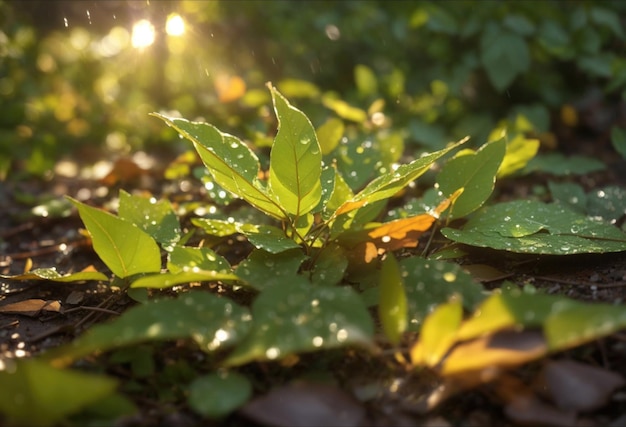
[131,19,155,48]
[166,14,185,37]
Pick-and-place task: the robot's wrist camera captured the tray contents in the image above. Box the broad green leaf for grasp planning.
[167,246,231,274]
[188,372,252,418]
[268,85,323,217]
[68,197,161,278]
[335,136,382,190]
[590,7,625,39]
[317,118,345,155]
[378,254,407,345]
[225,281,374,366]
[544,300,626,350]
[611,126,626,160]
[410,299,462,367]
[310,243,348,287]
[44,291,250,367]
[334,137,467,216]
[0,359,117,427]
[192,218,239,237]
[480,28,529,91]
[130,270,238,289]
[235,248,307,291]
[437,138,506,218]
[587,186,626,224]
[442,200,626,254]
[548,181,587,213]
[0,267,107,282]
[525,153,605,175]
[151,113,287,220]
[497,134,539,177]
[118,190,181,250]
[238,223,302,254]
[401,257,485,331]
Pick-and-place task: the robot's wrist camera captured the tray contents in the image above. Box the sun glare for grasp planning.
[131,19,155,48]
[166,14,185,37]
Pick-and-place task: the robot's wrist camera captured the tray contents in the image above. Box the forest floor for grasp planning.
[2,96,626,426]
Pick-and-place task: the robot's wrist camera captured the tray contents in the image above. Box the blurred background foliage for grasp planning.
[1,0,625,180]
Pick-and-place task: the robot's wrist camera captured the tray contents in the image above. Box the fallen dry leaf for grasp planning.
[240,381,367,427]
[0,299,61,317]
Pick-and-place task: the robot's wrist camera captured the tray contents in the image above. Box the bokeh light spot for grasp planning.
[131,19,155,48]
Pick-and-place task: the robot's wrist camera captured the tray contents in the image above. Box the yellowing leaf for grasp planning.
[440,330,547,375]
[410,299,463,368]
[215,74,246,103]
[497,134,540,177]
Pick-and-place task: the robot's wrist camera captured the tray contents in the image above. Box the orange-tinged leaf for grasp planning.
[215,74,246,103]
[440,330,548,375]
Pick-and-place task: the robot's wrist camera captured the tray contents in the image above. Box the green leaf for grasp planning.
[0,359,117,427]
[268,85,323,217]
[525,153,605,175]
[44,291,251,367]
[316,118,345,155]
[167,246,231,274]
[354,64,378,97]
[442,200,626,254]
[378,254,407,345]
[188,372,252,418]
[192,218,239,237]
[68,197,161,278]
[590,7,625,39]
[480,28,529,91]
[151,113,287,220]
[587,186,626,224]
[548,181,587,213]
[310,243,348,287]
[0,268,107,282]
[225,281,374,366]
[437,138,506,218]
[401,257,485,331]
[238,223,302,253]
[118,190,181,250]
[335,137,467,216]
[322,167,353,220]
[130,270,238,289]
[611,126,626,160]
[235,249,307,291]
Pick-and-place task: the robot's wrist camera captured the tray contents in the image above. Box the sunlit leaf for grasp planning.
[276,78,320,98]
[322,96,368,123]
[44,291,251,367]
[130,270,238,289]
[378,254,407,345]
[355,64,378,97]
[192,218,239,237]
[225,280,374,366]
[118,190,181,250]
[0,267,107,282]
[497,134,540,177]
[234,248,307,291]
[238,223,303,253]
[317,117,344,155]
[437,138,506,219]
[167,246,231,274]
[0,359,117,427]
[267,85,322,217]
[334,137,467,216]
[410,299,462,368]
[442,200,626,254]
[151,114,287,220]
[188,372,252,418]
[440,330,547,375]
[68,197,161,278]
